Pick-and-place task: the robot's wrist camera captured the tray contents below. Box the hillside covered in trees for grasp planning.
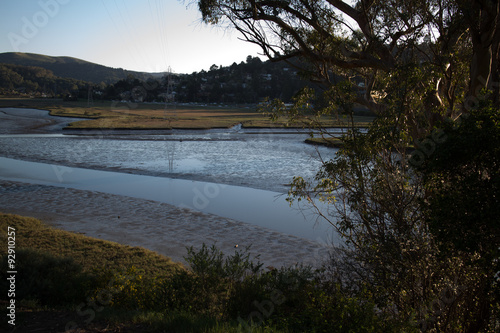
[0,63,90,98]
[0,54,314,105]
[0,52,155,84]
[175,56,309,103]
[104,56,311,104]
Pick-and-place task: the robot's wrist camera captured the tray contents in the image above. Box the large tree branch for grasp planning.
[247,1,395,71]
[257,0,333,39]
[327,0,395,68]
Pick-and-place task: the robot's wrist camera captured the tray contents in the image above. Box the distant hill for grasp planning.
[0,52,161,84]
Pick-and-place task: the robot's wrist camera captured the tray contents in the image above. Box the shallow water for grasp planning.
[0,156,338,243]
[0,129,336,193]
[0,109,342,242]
[0,107,89,133]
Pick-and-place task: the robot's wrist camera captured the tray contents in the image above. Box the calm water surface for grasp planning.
[0,129,336,193]
[0,124,341,242]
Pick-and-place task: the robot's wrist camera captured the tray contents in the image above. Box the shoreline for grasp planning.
[0,179,332,268]
[0,152,290,193]
[0,106,335,268]
[0,156,335,241]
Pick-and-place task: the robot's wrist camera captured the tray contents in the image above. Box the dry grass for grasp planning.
[0,98,374,130]
[0,213,184,276]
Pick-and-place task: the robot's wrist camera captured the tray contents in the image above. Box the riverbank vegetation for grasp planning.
[1,213,409,332]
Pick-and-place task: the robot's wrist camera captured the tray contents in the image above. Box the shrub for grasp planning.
[181,243,263,319]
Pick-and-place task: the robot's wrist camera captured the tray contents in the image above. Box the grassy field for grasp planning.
[304,137,345,148]
[0,213,186,332]
[0,213,395,332]
[0,214,287,332]
[0,214,254,332]
[0,98,374,130]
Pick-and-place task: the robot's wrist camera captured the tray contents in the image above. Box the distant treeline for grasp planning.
[176,56,310,103]
[0,56,314,104]
[103,56,312,104]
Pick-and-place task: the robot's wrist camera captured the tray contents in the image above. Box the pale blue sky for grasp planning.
[0,0,264,74]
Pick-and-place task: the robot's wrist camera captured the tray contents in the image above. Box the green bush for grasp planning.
[16,241,413,331]
[177,244,404,332]
[416,103,500,331]
[181,243,263,318]
[231,266,407,332]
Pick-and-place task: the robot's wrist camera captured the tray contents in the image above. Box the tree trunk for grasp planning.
[469,43,493,99]
[466,0,499,103]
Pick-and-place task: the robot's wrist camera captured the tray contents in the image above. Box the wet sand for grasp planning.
[0,180,331,268]
[0,107,88,134]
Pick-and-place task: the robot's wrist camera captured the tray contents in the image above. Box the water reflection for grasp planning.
[166,140,175,172]
[0,157,338,243]
[0,132,334,193]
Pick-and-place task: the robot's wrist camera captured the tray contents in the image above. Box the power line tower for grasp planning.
[87,85,94,108]
[164,67,176,120]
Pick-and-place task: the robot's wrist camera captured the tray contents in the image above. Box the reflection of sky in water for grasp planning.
[0,156,339,242]
[0,132,335,192]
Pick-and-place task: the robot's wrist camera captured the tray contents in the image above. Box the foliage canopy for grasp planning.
[198,0,499,136]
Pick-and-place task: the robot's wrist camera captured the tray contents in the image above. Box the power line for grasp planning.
[112,0,148,69]
[121,0,153,69]
[87,85,94,108]
[154,0,171,72]
[100,0,142,70]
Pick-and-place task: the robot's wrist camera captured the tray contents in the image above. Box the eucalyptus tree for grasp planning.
[196,0,499,330]
[198,0,498,129]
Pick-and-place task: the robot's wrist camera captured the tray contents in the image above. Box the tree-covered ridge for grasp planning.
[162,56,310,104]
[0,63,90,98]
[101,56,315,104]
[0,54,319,106]
[133,56,310,104]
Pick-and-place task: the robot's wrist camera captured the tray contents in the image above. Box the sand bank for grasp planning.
[0,180,332,268]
